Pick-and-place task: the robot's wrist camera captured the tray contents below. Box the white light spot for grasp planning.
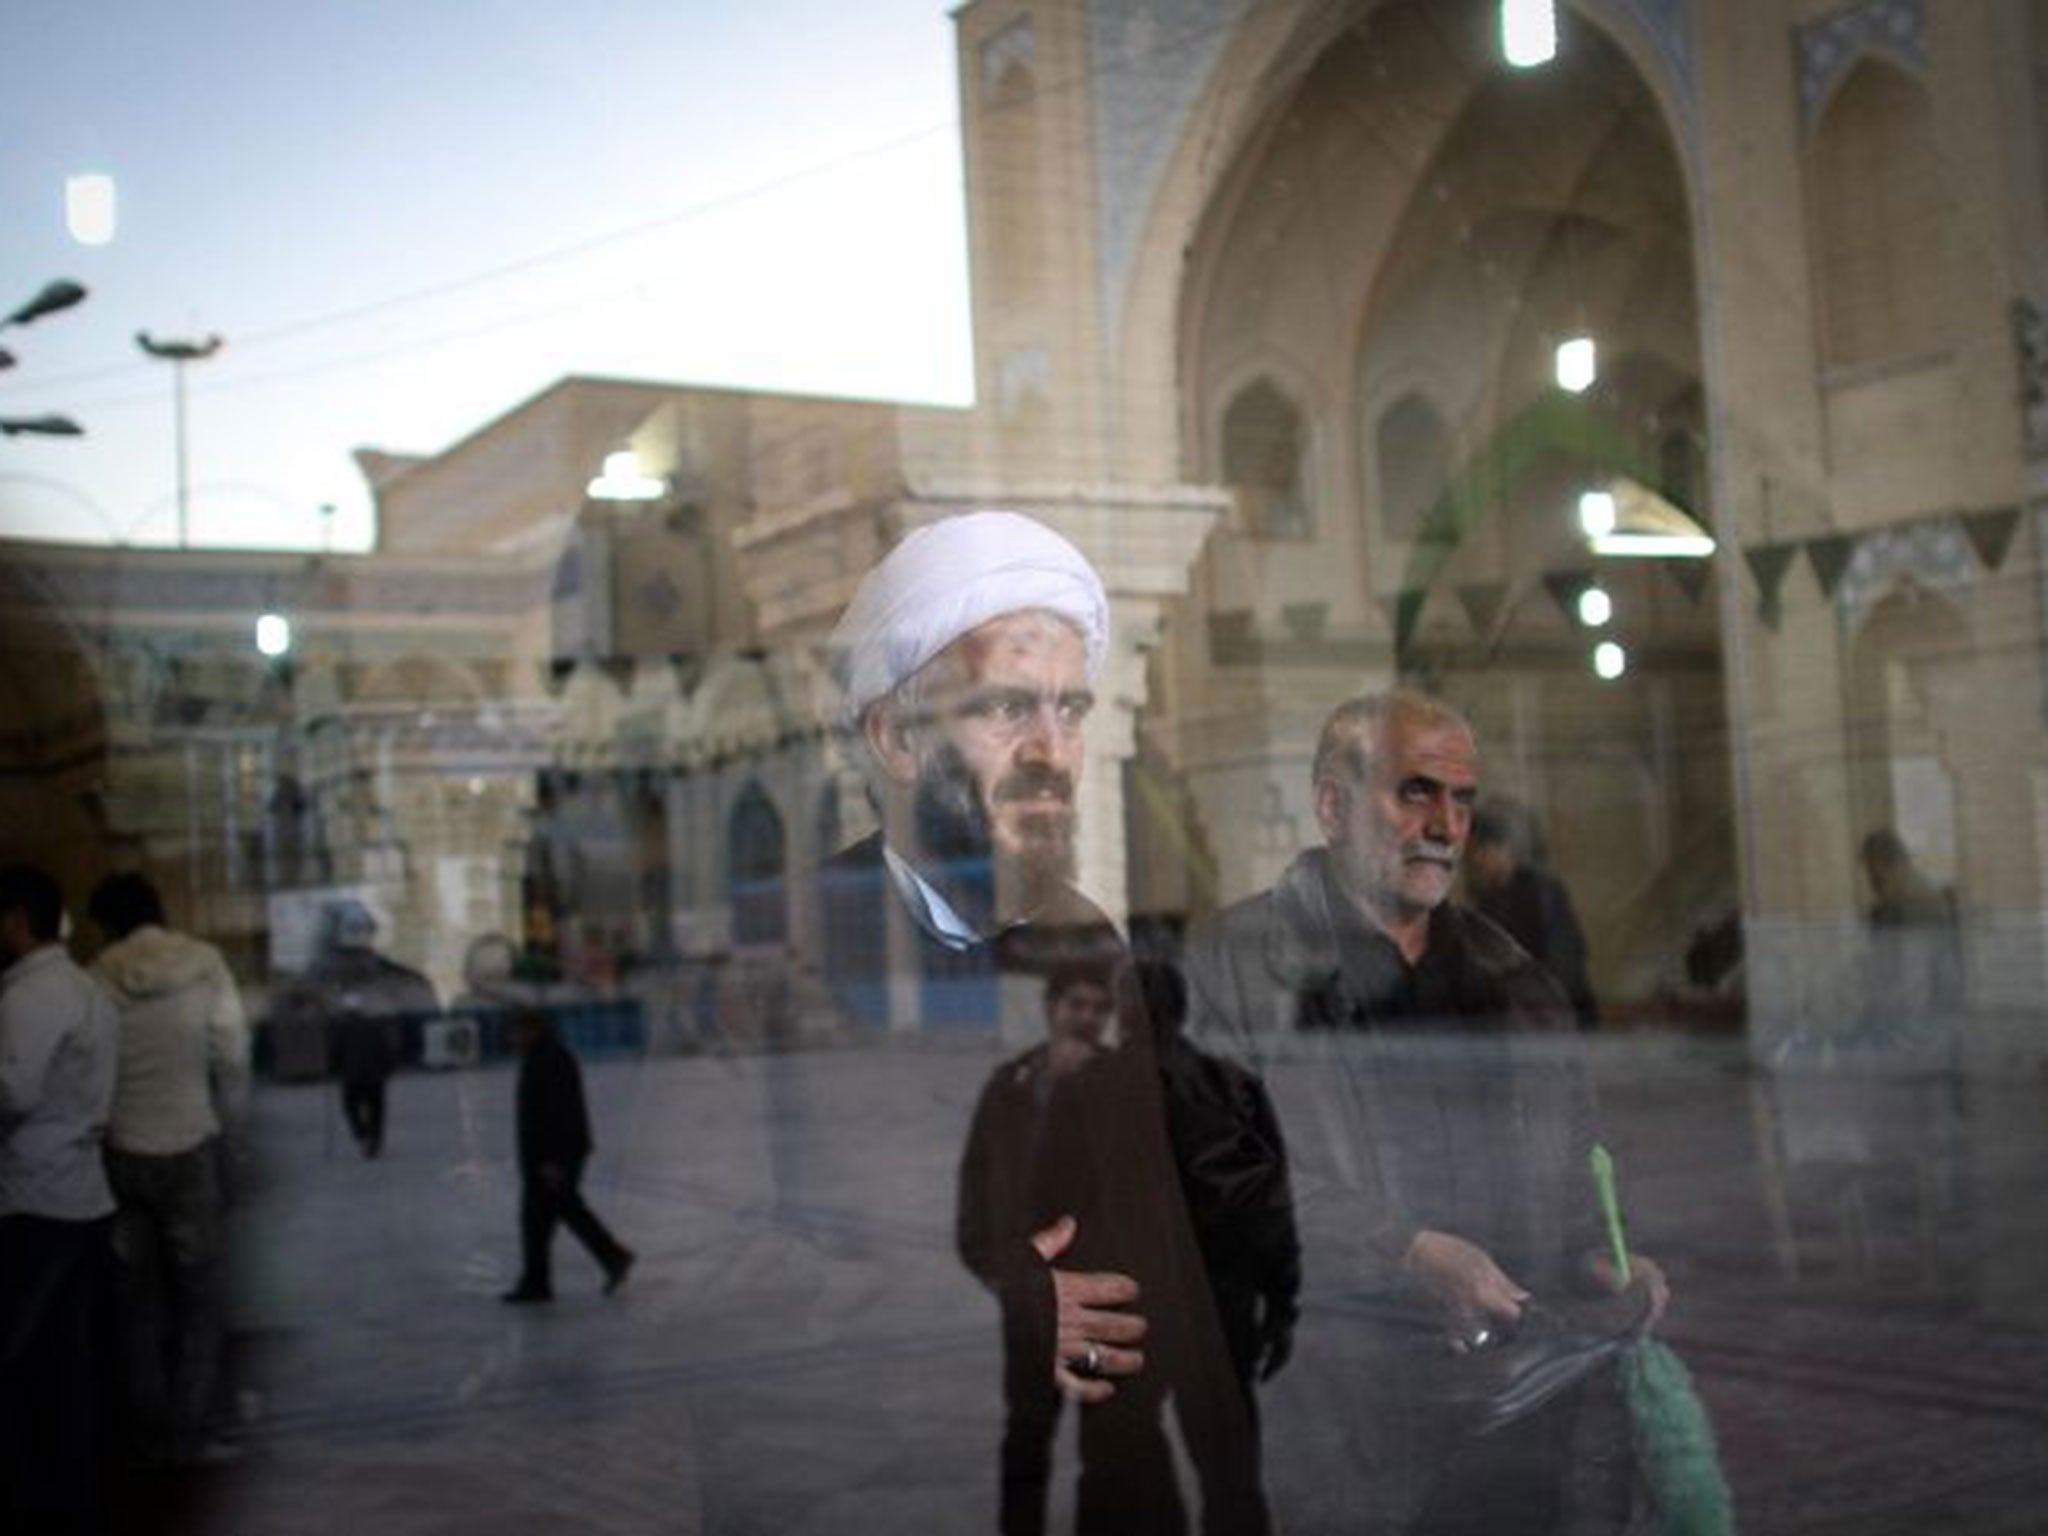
[1578,490,1617,538]
[1593,640,1627,680]
[1590,532,1716,558]
[66,173,117,246]
[1555,335,1596,393]
[1502,0,1557,67]
[586,450,666,502]
[1577,586,1613,627]
[255,612,291,657]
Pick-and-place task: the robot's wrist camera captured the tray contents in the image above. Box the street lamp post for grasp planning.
[1,279,91,440]
[135,330,224,548]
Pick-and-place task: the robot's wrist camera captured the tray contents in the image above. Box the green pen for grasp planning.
[1590,1143,1631,1284]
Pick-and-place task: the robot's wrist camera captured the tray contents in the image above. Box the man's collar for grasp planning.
[881,843,985,951]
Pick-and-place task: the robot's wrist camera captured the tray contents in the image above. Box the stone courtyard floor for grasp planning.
[113,1035,2048,1534]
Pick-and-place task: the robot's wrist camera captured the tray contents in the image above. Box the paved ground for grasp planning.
[117,1035,2048,1534]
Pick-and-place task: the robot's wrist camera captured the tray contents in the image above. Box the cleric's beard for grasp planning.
[910,743,1075,924]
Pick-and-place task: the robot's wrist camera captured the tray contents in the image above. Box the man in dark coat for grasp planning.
[501,1008,633,1304]
[1467,798,1599,1028]
[814,510,1263,1535]
[1186,691,1667,1536]
[955,964,1118,1536]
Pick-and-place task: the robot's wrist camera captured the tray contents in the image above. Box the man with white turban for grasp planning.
[816,511,1266,1535]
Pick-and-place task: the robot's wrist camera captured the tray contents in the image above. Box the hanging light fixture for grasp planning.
[1555,335,1596,393]
[1502,0,1558,67]
[1579,477,1717,559]
[1593,640,1627,680]
[1577,586,1613,627]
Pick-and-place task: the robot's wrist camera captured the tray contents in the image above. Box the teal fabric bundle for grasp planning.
[1591,1146,1737,1536]
[1621,1336,1735,1536]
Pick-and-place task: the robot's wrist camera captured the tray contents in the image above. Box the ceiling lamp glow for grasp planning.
[255,613,292,658]
[1593,640,1627,680]
[586,450,666,502]
[1577,489,1617,538]
[1555,335,1596,393]
[66,174,117,246]
[1592,531,1716,558]
[1577,586,1613,627]
[1502,0,1557,67]
[1579,476,1718,558]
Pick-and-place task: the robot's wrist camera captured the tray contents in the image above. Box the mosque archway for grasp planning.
[1160,0,1739,1025]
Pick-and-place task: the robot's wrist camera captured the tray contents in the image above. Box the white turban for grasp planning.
[826,511,1109,728]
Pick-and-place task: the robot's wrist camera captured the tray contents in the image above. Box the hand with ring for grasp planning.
[1032,1215,1148,1404]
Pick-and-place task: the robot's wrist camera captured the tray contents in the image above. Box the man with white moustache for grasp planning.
[1186,691,1668,1536]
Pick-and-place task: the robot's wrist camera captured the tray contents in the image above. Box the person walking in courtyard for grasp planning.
[501,1007,634,1304]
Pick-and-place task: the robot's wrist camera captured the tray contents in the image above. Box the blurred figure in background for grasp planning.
[956,964,1117,1536]
[301,900,439,1159]
[87,872,249,1467]
[1465,797,1599,1029]
[0,864,118,1534]
[501,1007,634,1305]
[1857,829,1963,1061]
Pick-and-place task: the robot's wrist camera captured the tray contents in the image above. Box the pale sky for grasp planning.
[0,0,971,552]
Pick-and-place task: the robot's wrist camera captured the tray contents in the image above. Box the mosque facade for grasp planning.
[4,0,2045,1066]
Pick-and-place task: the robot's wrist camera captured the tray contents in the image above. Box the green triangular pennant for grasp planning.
[1959,506,2020,572]
[1805,534,1856,601]
[1455,582,1506,637]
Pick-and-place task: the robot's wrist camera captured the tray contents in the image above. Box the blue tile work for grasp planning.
[1837,516,1975,633]
[1618,0,1696,132]
[1796,0,1928,128]
[1088,0,1249,359]
[980,14,1035,91]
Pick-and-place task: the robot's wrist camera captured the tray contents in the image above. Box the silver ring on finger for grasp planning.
[1081,1343,1103,1377]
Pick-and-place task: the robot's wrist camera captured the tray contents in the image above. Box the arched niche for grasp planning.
[727,779,789,947]
[1807,57,1947,370]
[1220,377,1315,539]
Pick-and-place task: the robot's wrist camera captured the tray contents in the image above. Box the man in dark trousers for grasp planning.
[502,1008,634,1304]
[1187,691,1667,1536]
[955,963,1117,1536]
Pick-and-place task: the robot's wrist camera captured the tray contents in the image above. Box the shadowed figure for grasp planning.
[298,901,438,1159]
[501,1008,634,1304]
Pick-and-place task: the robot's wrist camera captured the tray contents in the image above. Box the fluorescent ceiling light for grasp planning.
[1576,586,1612,627]
[1592,532,1716,559]
[1502,0,1557,67]
[1581,476,1717,558]
[1577,490,1617,538]
[1555,336,1595,393]
[1593,640,1627,680]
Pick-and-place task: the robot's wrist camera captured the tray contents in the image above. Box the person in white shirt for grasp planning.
[0,863,118,1533]
[89,871,250,1466]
